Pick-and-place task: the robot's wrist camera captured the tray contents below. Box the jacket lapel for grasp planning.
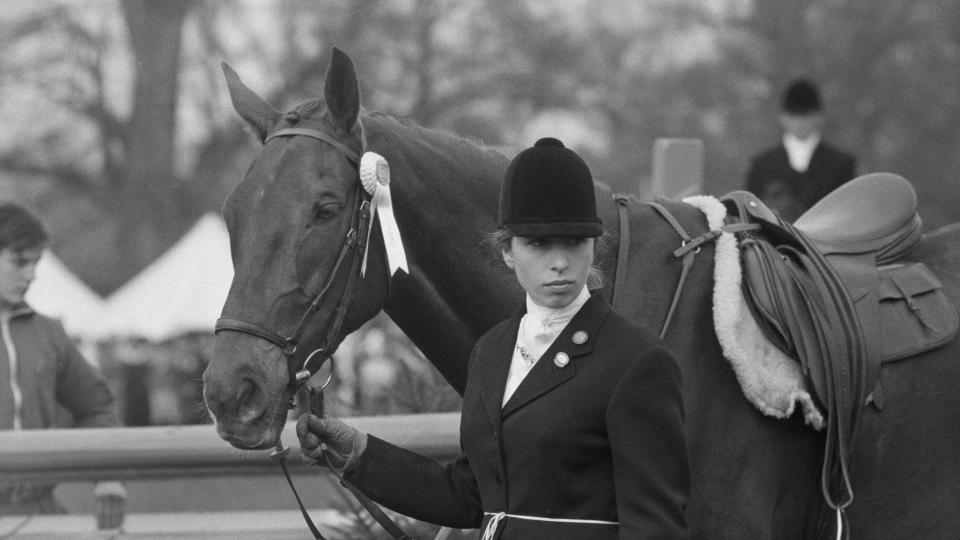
[480,316,520,428]
[501,290,611,419]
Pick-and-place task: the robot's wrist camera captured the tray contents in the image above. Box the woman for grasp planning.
[298,137,689,539]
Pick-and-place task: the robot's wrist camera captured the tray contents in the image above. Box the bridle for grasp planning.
[212,119,413,539]
[214,122,372,393]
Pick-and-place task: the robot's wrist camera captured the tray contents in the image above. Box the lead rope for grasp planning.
[272,440,328,540]
[320,448,412,540]
[271,386,413,540]
[309,383,412,540]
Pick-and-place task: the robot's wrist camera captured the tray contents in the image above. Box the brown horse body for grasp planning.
[202,49,960,539]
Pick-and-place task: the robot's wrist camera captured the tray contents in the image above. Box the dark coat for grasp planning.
[347,291,690,539]
[745,141,857,222]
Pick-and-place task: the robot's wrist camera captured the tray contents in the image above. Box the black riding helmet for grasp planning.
[497,137,603,238]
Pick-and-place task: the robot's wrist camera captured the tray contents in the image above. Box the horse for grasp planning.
[202,48,960,539]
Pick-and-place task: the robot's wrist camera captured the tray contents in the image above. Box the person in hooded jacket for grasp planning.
[0,203,125,528]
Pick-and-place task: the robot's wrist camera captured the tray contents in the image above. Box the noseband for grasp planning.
[214,122,372,392]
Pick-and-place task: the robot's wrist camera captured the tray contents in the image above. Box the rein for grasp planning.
[214,122,411,540]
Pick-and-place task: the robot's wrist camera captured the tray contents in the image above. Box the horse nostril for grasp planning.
[236,378,256,406]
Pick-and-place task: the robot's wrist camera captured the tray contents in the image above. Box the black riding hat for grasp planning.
[497,137,604,238]
[782,78,822,115]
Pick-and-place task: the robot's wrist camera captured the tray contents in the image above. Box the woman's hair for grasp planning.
[485,229,609,289]
[0,203,48,252]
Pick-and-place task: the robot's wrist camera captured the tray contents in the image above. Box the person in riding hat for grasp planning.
[298,138,690,539]
[745,78,858,222]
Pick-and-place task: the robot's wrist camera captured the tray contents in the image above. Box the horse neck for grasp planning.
[362,115,518,389]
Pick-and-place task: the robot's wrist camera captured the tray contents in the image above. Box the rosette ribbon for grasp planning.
[359,151,408,276]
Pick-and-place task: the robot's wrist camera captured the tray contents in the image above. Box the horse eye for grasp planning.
[312,202,341,221]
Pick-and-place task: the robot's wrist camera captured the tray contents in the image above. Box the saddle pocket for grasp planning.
[879,262,959,362]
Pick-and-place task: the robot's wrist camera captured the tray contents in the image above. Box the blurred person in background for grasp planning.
[0,203,125,529]
[745,78,858,222]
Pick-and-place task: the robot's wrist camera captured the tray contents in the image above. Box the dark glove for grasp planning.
[296,414,368,472]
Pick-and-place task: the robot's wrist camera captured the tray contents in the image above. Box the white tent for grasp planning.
[95,213,234,341]
[25,250,106,340]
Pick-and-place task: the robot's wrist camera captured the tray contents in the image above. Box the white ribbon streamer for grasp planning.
[359,152,408,276]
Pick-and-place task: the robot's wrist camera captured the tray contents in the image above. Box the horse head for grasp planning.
[203,48,390,449]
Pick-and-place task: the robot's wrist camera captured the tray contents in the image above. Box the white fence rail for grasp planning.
[0,412,460,483]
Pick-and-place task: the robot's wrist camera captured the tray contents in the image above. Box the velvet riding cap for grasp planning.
[497,137,603,238]
[782,78,822,115]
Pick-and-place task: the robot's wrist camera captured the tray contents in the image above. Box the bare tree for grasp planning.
[116,0,194,279]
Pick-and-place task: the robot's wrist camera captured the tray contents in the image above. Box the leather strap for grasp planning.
[612,195,631,310]
[728,195,863,525]
[324,453,412,540]
[271,386,412,540]
[215,317,292,351]
[645,201,758,340]
[648,196,858,534]
[272,442,329,540]
[646,201,695,339]
[266,127,362,164]
[783,223,861,514]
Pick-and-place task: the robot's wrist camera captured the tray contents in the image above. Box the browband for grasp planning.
[265,127,362,164]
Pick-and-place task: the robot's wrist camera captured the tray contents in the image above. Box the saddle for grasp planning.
[794,173,956,366]
[722,172,959,513]
[729,173,957,386]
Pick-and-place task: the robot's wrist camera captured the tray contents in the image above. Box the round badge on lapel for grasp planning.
[554,352,570,368]
[572,330,588,345]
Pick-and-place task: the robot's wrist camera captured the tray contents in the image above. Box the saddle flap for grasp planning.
[878,262,960,362]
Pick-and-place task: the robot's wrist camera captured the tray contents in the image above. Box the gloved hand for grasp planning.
[93,481,126,530]
[297,414,368,473]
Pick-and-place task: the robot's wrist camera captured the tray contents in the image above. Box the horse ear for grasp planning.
[324,47,360,132]
[222,62,280,143]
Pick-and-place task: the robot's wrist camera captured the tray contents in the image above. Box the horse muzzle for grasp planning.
[203,339,291,448]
